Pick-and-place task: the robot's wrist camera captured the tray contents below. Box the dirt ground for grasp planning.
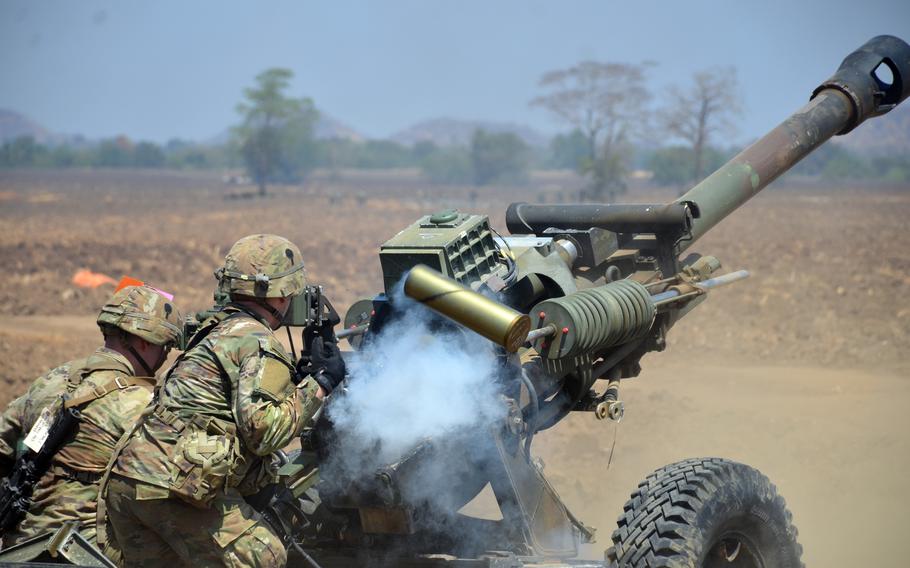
[1,168,908,566]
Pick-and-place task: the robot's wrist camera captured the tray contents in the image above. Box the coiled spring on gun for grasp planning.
[530,280,656,359]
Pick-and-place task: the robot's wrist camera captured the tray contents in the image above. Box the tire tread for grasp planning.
[608,457,804,568]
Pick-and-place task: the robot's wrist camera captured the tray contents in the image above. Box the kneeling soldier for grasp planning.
[106,234,344,568]
[0,284,182,550]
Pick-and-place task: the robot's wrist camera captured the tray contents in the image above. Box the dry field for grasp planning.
[1,168,909,567]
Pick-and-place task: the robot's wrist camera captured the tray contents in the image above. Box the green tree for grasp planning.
[233,68,318,196]
[584,142,630,200]
[49,144,81,167]
[134,141,165,168]
[419,146,472,184]
[548,129,589,169]
[648,146,730,188]
[94,136,134,167]
[820,150,872,180]
[470,129,529,186]
[871,155,910,183]
[648,146,694,187]
[412,140,438,162]
[354,140,412,168]
[788,143,877,181]
[313,138,353,172]
[0,136,47,167]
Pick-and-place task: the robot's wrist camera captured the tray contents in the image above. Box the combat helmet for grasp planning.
[97,285,184,347]
[216,234,307,298]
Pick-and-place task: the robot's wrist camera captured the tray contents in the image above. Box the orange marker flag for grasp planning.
[72,269,117,289]
[114,276,145,292]
[114,276,175,301]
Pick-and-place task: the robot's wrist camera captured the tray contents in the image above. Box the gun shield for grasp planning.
[403,264,531,353]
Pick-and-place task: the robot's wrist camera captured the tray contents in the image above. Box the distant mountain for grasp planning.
[390,118,549,148]
[10,102,904,158]
[0,109,91,146]
[0,109,54,144]
[833,103,910,157]
[314,114,363,142]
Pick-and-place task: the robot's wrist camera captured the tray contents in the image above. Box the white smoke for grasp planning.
[325,283,506,490]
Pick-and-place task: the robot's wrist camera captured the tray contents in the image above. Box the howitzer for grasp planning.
[274,36,910,568]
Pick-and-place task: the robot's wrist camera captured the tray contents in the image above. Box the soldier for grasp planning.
[105,234,345,568]
[0,284,182,549]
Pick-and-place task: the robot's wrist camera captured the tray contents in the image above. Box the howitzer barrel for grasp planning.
[678,35,910,249]
[403,264,532,353]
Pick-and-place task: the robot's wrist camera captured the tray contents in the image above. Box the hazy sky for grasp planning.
[2,0,908,144]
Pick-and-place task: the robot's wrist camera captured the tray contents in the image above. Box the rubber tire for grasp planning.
[608,458,803,568]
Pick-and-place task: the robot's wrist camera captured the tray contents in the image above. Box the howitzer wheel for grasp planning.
[607,458,803,568]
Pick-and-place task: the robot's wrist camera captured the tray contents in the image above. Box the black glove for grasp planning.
[305,337,346,394]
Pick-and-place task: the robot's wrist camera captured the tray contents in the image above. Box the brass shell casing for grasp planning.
[404,264,531,353]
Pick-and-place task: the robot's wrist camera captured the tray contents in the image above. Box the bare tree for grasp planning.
[659,67,741,185]
[531,62,652,201]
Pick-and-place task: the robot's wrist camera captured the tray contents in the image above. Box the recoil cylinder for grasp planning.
[530,280,655,360]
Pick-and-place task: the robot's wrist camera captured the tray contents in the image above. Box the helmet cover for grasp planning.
[216,234,307,298]
[97,285,184,346]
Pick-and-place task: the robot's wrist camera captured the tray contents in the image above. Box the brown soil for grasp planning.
[534,361,910,568]
[1,169,908,566]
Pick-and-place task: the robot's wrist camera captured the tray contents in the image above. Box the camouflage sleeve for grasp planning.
[0,393,27,477]
[229,335,322,456]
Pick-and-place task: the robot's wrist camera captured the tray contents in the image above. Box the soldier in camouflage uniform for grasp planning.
[106,234,346,568]
[0,285,182,549]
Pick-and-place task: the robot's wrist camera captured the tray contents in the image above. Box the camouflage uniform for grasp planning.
[0,364,80,480]
[0,359,86,484]
[0,285,182,550]
[106,235,323,568]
